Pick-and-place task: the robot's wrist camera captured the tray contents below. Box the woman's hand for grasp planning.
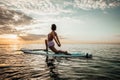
[58,44,61,47]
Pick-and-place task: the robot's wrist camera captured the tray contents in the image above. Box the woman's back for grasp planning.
[48,32,54,41]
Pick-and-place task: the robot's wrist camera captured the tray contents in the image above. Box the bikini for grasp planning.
[48,40,54,47]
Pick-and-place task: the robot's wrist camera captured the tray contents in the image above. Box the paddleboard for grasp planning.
[21,49,92,58]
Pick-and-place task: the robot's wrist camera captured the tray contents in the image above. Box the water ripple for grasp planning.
[0,44,120,80]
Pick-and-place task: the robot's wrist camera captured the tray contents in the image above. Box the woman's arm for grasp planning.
[55,32,61,46]
[52,32,61,46]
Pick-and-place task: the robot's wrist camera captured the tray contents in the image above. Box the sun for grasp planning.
[7,34,18,39]
[0,34,18,39]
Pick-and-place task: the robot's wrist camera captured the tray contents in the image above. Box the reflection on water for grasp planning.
[0,44,120,80]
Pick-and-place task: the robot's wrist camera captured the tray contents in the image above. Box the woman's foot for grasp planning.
[44,49,48,51]
[64,51,71,55]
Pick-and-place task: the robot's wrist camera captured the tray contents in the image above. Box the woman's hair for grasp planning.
[51,24,56,31]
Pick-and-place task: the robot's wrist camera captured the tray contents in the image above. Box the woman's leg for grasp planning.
[45,39,48,51]
[49,46,68,54]
[49,46,58,53]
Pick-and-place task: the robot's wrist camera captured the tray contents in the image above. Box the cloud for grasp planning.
[19,34,46,40]
[0,0,72,17]
[0,25,18,34]
[0,0,72,18]
[114,35,120,38]
[73,0,120,10]
[0,6,32,36]
[0,7,32,25]
[1,0,120,18]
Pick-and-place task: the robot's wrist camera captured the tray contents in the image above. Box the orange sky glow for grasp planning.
[0,37,119,45]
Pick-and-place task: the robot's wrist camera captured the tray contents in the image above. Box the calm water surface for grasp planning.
[0,44,120,80]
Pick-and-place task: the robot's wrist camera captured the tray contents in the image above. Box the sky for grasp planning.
[0,0,120,44]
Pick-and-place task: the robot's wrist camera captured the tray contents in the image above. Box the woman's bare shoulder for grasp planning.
[53,31,57,36]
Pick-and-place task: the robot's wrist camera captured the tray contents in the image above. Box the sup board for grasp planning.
[21,49,92,58]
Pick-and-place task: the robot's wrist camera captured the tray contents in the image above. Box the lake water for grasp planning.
[0,44,120,80]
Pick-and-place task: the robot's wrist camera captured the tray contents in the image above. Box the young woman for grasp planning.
[45,24,69,54]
